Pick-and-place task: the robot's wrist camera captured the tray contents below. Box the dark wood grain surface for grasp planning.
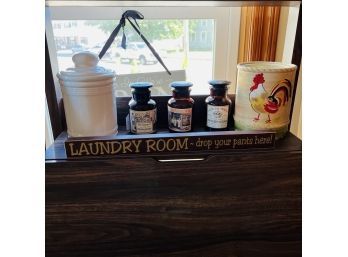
[46,134,301,256]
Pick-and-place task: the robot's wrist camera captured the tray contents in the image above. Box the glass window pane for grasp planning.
[52,19,214,96]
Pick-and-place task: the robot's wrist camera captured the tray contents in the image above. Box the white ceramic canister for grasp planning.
[57,51,118,137]
[234,62,297,139]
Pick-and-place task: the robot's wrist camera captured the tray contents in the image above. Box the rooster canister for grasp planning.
[234,62,297,139]
[57,51,118,137]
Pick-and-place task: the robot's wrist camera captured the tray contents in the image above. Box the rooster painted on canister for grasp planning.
[249,73,292,123]
[234,62,297,139]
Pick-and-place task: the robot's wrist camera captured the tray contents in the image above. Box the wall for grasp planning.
[290,63,302,139]
[276,6,302,139]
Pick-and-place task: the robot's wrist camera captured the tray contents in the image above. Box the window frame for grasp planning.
[200,30,207,41]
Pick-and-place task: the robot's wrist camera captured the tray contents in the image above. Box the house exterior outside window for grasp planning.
[189,19,213,51]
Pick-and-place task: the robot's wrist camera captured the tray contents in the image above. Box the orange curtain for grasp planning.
[238,6,281,63]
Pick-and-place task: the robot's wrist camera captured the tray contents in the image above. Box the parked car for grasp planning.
[71,44,87,53]
[115,42,158,65]
[88,43,113,60]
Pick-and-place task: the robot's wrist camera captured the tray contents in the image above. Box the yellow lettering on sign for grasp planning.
[166,139,176,151]
[122,141,132,153]
[110,141,122,154]
[146,140,156,152]
[68,143,80,156]
[98,142,110,154]
[156,139,166,152]
[88,143,99,155]
[176,138,189,150]
[132,140,142,153]
[79,143,90,155]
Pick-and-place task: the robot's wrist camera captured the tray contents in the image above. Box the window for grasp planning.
[201,31,207,41]
[53,23,61,29]
[51,19,217,95]
[80,37,88,45]
[190,32,197,42]
[46,6,241,95]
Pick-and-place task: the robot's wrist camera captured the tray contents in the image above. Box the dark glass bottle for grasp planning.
[205,80,232,131]
[128,82,157,134]
[168,81,194,132]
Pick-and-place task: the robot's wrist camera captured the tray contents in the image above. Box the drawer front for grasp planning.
[46,151,301,257]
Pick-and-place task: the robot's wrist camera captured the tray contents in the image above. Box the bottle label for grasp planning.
[130,109,156,134]
[168,106,192,132]
[207,105,229,129]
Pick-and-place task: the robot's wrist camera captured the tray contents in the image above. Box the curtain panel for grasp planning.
[238,6,281,63]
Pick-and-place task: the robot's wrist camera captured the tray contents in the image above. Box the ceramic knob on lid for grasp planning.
[72,51,99,68]
[57,51,118,137]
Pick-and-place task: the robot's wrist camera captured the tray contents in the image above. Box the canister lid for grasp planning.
[129,82,153,89]
[57,51,115,83]
[237,61,297,72]
[208,80,231,88]
[169,81,193,89]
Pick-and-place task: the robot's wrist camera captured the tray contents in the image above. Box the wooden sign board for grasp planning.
[65,131,276,158]
[114,70,186,97]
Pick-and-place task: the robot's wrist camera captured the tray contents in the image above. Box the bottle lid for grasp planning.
[129,82,153,89]
[208,80,231,88]
[169,81,193,89]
